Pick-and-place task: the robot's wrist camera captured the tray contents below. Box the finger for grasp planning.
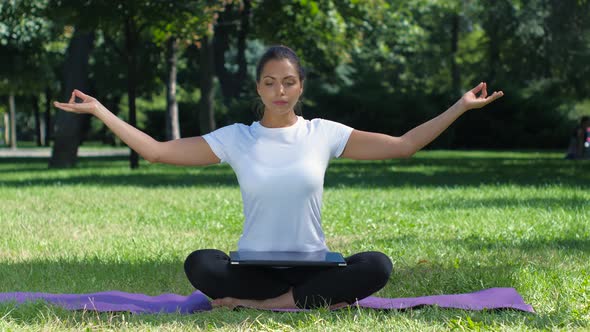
[481,83,488,99]
[470,82,484,94]
[68,91,75,104]
[73,89,90,101]
[477,91,504,108]
[54,101,76,109]
[488,91,504,102]
[53,102,77,112]
[54,101,90,111]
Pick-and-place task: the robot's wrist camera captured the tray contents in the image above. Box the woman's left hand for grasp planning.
[460,82,504,111]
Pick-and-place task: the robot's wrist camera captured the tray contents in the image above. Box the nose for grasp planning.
[276,83,285,95]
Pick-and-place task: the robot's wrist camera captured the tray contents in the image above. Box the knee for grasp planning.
[351,251,393,287]
[370,252,393,286]
[184,249,227,287]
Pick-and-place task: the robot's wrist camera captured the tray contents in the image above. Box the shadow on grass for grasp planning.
[1,155,589,188]
[0,256,584,330]
[449,235,590,253]
[364,234,590,273]
[325,157,590,188]
[423,196,590,211]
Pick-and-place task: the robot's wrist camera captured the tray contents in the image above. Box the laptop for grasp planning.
[229,250,347,267]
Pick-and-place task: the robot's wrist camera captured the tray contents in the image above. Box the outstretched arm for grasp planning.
[341,82,504,160]
[54,90,220,166]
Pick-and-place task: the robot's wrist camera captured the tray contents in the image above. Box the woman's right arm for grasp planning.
[54,89,220,166]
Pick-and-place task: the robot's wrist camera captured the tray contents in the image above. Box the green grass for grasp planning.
[0,150,588,331]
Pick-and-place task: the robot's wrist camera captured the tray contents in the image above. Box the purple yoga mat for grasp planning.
[0,287,534,314]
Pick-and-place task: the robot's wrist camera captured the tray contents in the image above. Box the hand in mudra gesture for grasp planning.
[460,82,504,111]
[54,90,101,115]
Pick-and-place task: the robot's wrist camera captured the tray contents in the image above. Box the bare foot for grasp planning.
[211,297,267,309]
[211,297,239,309]
[329,302,349,310]
[211,289,296,310]
[211,289,349,310]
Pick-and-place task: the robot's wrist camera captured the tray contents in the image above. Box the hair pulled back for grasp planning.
[254,45,305,118]
[256,45,305,83]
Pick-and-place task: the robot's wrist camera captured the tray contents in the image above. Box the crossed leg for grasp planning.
[184,249,392,310]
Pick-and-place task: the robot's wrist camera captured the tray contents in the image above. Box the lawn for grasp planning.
[0,150,588,331]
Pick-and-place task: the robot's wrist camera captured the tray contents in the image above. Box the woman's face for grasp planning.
[256,59,303,116]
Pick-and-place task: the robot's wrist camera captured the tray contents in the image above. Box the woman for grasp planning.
[54,45,504,310]
[565,116,590,159]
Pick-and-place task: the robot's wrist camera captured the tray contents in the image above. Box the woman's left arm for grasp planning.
[341,82,504,160]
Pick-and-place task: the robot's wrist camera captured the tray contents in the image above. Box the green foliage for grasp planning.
[301,0,590,148]
[0,1,52,47]
[2,0,590,148]
[149,1,233,45]
[253,0,389,76]
[88,28,164,103]
[0,0,64,94]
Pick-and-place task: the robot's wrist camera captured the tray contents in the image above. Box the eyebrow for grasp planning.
[263,75,296,80]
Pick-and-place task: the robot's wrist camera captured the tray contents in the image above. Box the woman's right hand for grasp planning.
[54,89,101,115]
[53,88,220,166]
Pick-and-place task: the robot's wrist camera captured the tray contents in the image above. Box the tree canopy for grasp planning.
[1,0,589,158]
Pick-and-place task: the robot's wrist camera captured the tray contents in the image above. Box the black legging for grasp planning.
[184,249,392,309]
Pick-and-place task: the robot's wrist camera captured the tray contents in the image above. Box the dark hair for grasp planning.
[256,45,305,83]
[581,116,590,125]
[254,45,305,118]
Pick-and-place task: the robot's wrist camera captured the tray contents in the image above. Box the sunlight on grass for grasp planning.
[0,151,588,330]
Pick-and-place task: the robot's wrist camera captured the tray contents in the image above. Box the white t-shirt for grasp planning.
[202,116,353,252]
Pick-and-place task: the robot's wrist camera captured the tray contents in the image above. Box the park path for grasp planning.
[0,147,129,158]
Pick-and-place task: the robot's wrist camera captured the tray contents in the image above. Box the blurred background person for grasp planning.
[565,116,590,159]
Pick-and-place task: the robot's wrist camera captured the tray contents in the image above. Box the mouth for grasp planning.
[272,101,289,106]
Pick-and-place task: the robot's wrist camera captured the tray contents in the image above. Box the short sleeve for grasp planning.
[317,119,354,159]
[202,124,238,164]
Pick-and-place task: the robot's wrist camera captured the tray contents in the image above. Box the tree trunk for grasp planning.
[3,113,9,145]
[101,94,121,146]
[33,95,45,146]
[213,4,232,102]
[199,35,216,135]
[488,20,500,84]
[44,88,52,146]
[435,12,462,149]
[213,0,251,103]
[8,93,16,150]
[235,0,251,87]
[166,36,180,140]
[49,30,94,168]
[450,12,461,97]
[125,16,139,169]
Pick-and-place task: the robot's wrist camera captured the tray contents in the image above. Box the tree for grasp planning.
[7,94,15,149]
[165,36,180,140]
[48,0,230,168]
[0,0,63,150]
[213,0,251,104]
[48,29,95,168]
[205,0,389,126]
[149,1,233,138]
